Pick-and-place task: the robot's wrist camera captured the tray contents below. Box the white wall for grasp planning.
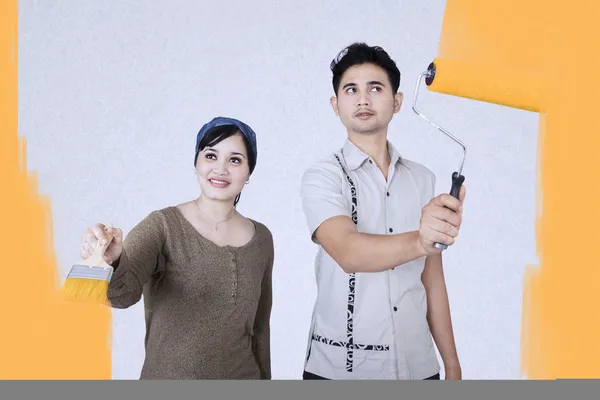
[19,0,539,379]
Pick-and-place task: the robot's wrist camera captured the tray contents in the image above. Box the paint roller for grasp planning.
[412,61,466,250]
[412,58,544,249]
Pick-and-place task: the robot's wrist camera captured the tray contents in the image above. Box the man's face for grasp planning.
[331,63,402,136]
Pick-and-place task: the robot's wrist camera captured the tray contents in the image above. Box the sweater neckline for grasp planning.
[169,206,260,251]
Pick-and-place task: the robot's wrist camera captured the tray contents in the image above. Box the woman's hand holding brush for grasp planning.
[80,223,124,266]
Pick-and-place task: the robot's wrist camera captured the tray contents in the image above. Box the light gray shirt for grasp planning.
[300,138,440,380]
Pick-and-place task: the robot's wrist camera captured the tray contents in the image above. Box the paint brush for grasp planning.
[60,229,114,305]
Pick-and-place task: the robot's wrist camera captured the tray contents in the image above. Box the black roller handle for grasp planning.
[434,171,465,250]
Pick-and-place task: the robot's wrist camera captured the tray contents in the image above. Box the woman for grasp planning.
[79,117,274,380]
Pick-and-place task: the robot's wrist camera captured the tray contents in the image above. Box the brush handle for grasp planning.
[434,171,465,250]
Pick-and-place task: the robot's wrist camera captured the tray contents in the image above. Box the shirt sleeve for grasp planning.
[107,210,167,309]
[300,158,352,244]
[428,169,437,203]
[412,161,437,208]
[252,228,274,379]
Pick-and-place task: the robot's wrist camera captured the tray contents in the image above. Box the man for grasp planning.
[300,42,466,380]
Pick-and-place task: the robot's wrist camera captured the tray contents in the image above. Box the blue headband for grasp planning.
[194,116,258,174]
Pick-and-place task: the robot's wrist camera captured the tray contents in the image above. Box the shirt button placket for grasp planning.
[387,189,395,270]
[229,249,238,301]
[386,190,393,234]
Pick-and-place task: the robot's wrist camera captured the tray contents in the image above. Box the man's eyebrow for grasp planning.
[342,81,386,89]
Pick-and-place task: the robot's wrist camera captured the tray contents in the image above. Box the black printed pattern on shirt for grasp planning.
[312,333,390,351]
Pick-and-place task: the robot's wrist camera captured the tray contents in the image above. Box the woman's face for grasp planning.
[195,132,250,204]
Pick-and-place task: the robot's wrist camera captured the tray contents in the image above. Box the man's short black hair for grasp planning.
[330,42,401,96]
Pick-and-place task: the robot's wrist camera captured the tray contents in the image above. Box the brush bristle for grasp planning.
[60,278,110,305]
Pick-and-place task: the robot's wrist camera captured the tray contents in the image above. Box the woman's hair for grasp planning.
[196,125,253,207]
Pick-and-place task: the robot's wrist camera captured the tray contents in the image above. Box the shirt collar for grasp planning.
[341,138,402,171]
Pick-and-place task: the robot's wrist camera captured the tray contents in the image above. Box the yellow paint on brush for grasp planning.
[431,0,600,379]
[61,279,111,305]
[0,0,112,379]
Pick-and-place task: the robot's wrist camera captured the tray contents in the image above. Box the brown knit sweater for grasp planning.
[107,206,274,380]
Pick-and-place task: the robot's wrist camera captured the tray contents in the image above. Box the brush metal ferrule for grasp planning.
[67,264,113,282]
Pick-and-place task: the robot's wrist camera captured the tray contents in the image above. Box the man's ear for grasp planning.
[330,96,340,116]
[394,92,404,114]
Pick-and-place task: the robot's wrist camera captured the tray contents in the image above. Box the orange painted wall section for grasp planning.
[429,0,600,379]
[0,0,113,379]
